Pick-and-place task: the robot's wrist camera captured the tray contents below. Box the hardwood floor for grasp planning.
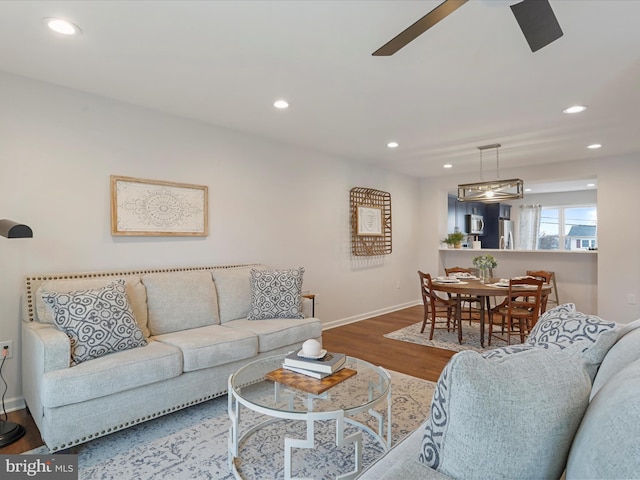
[0,409,41,454]
[322,305,455,383]
[0,304,451,455]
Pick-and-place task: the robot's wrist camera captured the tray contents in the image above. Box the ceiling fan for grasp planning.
[372,0,563,56]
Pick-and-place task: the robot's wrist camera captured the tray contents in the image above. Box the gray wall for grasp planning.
[0,71,421,409]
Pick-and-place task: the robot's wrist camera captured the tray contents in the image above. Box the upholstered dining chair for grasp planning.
[525,270,553,313]
[418,271,458,340]
[489,276,544,345]
[445,266,482,324]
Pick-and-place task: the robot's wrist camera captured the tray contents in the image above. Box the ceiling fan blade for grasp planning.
[372,0,469,56]
[510,0,563,52]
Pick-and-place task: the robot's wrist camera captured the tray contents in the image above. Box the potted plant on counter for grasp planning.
[443,231,466,249]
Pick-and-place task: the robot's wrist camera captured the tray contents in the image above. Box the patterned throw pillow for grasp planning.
[527,303,615,345]
[42,279,147,365]
[526,303,618,380]
[248,267,305,320]
[418,348,591,480]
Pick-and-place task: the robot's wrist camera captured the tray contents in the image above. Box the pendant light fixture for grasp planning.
[457,143,524,202]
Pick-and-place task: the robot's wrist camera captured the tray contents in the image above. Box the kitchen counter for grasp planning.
[438,248,598,313]
[439,248,597,254]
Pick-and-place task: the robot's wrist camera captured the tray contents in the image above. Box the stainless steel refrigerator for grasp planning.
[482,217,515,249]
[499,219,514,249]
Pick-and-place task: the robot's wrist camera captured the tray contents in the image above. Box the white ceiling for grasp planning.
[1,0,639,187]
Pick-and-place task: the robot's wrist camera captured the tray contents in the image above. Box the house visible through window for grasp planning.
[538,205,597,250]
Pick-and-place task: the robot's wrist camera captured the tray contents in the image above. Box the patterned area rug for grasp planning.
[384,320,509,352]
[25,371,435,479]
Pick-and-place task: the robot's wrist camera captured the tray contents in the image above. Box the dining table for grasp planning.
[430,277,553,348]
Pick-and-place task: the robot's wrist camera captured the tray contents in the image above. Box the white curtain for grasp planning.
[517,204,541,250]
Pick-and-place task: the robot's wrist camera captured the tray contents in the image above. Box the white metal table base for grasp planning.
[228,372,392,480]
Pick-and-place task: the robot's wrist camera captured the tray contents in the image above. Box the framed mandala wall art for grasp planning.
[110,175,208,236]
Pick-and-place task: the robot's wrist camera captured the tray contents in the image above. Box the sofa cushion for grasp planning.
[41,280,147,366]
[225,317,322,353]
[36,275,149,337]
[418,348,591,480]
[566,358,640,479]
[591,322,640,398]
[527,304,618,381]
[152,324,258,372]
[211,266,263,323]
[248,267,305,320]
[41,339,182,408]
[358,427,453,480]
[142,271,220,335]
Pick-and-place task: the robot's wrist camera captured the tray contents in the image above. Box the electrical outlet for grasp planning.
[1,340,13,359]
[628,294,637,305]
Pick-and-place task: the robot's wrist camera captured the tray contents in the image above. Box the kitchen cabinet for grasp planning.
[466,202,486,217]
[448,195,466,233]
[447,196,487,235]
[448,195,457,233]
[447,196,477,233]
[499,204,511,220]
[482,202,512,248]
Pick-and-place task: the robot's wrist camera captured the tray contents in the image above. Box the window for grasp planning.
[538,205,597,251]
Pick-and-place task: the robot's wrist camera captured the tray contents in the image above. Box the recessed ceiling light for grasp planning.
[387,142,399,148]
[273,100,289,109]
[43,17,81,35]
[443,164,453,169]
[525,188,532,192]
[587,183,596,187]
[562,105,588,114]
[587,143,602,149]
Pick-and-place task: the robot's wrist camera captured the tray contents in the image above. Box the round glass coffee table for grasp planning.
[228,353,391,480]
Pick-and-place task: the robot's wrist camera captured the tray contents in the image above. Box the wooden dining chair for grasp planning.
[527,270,559,311]
[525,270,553,313]
[418,271,458,340]
[489,277,544,345]
[445,266,482,324]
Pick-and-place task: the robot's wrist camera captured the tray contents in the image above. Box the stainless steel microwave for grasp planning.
[465,214,484,235]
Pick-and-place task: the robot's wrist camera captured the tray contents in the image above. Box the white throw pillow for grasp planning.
[418,348,591,480]
[248,267,305,320]
[42,280,147,365]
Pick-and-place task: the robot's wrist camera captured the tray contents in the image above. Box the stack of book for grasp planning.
[283,350,346,379]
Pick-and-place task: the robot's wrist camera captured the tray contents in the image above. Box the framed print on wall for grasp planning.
[356,206,383,236]
[110,175,208,236]
[350,187,392,256]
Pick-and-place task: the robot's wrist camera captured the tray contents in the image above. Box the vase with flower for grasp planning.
[472,254,497,283]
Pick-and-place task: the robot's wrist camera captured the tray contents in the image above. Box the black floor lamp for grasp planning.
[0,219,33,448]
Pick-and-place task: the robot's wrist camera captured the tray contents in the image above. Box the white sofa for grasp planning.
[359,304,640,479]
[21,264,322,452]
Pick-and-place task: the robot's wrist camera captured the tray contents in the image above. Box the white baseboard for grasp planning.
[2,396,26,413]
[322,300,421,330]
